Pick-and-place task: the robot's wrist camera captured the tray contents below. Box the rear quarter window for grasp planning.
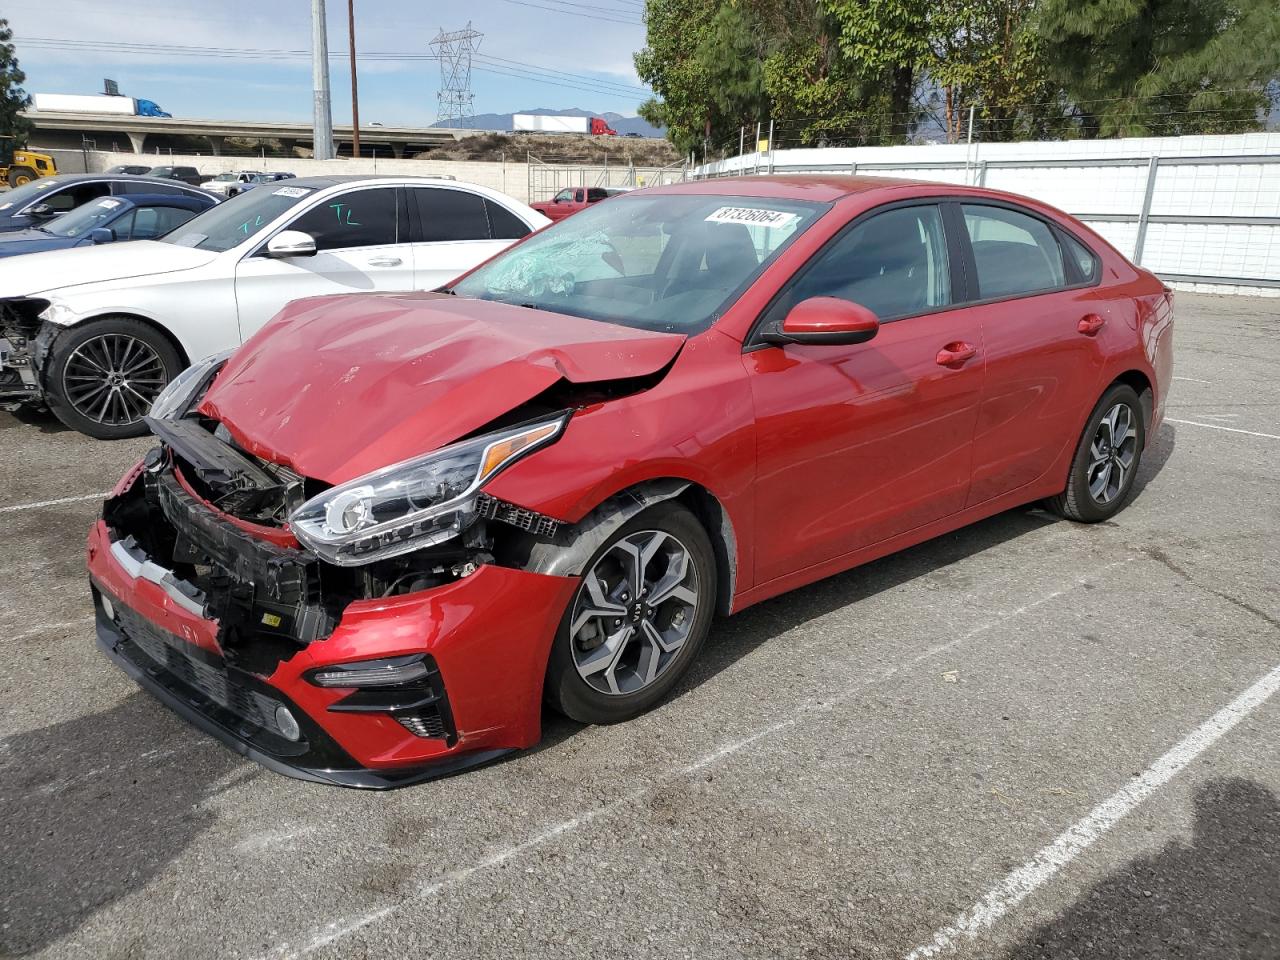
[1061,231,1101,284]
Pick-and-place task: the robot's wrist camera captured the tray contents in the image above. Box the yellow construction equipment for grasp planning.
[0,137,58,187]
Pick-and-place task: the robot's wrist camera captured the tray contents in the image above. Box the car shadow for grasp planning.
[1,404,69,435]
[1131,419,1176,499]
[533,425,1177,754]
[1004,777,1280,959]
[0,693,253,956]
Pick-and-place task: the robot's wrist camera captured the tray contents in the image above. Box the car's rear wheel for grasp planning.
[1048,383,1146,522]
[545,502,716,724]
[44,317,183,440]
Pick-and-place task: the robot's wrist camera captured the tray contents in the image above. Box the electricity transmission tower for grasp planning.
[430,23,482,126]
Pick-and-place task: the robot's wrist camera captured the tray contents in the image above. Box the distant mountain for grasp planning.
[433,107,664,138]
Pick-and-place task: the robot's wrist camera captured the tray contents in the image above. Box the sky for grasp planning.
[4,0,653,125]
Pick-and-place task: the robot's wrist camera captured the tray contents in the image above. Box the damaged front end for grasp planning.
[0,299,52,407]
[90,355,587,787]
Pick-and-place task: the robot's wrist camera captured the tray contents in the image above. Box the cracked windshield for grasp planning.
[451,193,826,332]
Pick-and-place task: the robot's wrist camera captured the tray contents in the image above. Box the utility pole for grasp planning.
[347,0,360,158]
[311,0,334,160]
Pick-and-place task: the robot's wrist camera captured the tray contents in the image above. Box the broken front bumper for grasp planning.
[87,468,579,789]
[0,307,53,406]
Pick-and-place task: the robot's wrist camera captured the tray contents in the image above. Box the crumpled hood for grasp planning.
[199,292,686,484]
[0,239,216,297]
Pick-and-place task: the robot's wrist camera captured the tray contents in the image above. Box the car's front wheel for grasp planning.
[545,502,716,724]
[44,317,183,440]
[1048,383,1146,522]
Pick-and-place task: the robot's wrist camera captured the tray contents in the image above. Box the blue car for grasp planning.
[0,193,216,259]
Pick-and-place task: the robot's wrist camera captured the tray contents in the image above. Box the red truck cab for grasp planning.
[530,186,627,222]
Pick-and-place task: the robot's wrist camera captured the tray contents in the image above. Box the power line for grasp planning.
[495,0,642,25]
[16,36,650,100]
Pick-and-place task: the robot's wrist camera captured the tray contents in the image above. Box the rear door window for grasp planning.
[961,204,1066,299]
[411,187,491,242]
[288,188,399,250]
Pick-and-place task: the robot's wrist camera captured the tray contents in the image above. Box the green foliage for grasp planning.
[0,19,32,145]
[1034,0,1279,137]
[638,0,1279,150]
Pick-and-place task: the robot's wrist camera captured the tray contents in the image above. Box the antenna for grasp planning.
[430,23,482,127]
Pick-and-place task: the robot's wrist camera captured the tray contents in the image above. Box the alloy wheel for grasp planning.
[62,334,167,427]
[1087,402,1138,504]
[569,529,701,696]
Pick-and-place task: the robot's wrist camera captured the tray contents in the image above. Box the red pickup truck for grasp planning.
[530,186,629,222]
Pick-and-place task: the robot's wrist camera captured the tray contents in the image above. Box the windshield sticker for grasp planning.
[705,206,799,228]
[274,186,312,198]
[99,199,122,209]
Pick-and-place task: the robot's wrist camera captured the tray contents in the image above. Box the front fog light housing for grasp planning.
[274,704,302,741]
[308,654,430,688]
[289,414,568,566]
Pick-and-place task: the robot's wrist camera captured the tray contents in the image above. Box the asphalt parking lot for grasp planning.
[1,291,1278,960]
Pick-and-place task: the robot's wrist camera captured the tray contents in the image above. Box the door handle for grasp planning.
[936,342,978,367]
[1078,313,1106,336]
[367,256,403,267]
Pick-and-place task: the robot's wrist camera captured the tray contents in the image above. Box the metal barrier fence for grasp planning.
[696,147,1280,293]
[527,154,688,203]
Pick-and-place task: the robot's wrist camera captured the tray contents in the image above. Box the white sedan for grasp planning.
[0,176,549,438]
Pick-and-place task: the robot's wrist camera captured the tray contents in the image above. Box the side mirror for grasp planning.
[87,227,116,245]
[762,297,880,346]
[29,203,57,220]
[265,230,317,258]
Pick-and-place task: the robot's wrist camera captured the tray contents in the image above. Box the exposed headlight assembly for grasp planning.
[147,348,234,422]
[36,299,79,328]
[289,415,568,566]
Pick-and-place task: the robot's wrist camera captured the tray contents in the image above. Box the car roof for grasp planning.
[643,174,930,202]
[283,175,484,190]
[106,192,212,207]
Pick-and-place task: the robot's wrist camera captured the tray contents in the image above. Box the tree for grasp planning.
[824,0,928,137]
[0,19,32,145]
[634,0,724,155]
[1035,0,1279,137]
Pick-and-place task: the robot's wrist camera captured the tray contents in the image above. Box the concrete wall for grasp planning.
[45,149,688,206]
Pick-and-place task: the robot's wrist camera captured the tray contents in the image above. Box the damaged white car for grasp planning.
[0,175,547,439]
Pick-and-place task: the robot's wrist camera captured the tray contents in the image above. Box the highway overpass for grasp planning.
[23,111,478,158]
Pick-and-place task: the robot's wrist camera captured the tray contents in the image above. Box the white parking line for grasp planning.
[903,661,1280,960]
[1172,376,1211,383]
[0,492,109,513]
[257,560,1135,960]
[1166,418,1280,441]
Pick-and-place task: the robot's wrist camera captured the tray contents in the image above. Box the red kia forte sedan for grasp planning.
[88,176,1173,787]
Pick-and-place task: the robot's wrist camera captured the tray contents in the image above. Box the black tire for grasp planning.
[1047,383,1146,522]
[44,317,184,440]
[545,502,716,724]
[7,167,37,188]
